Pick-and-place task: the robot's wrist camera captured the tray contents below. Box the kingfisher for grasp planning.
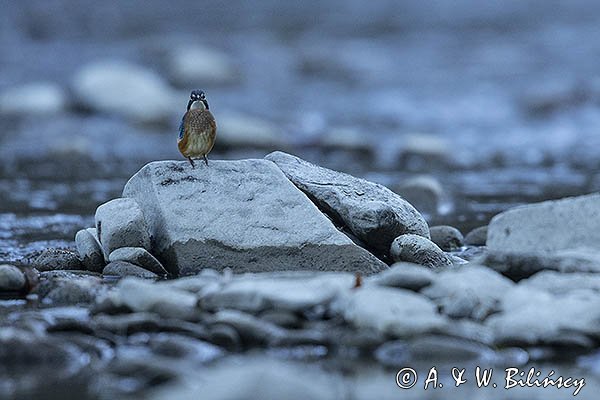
[178,90,217,168]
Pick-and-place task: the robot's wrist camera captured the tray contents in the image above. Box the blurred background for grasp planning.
[2,0,600,262]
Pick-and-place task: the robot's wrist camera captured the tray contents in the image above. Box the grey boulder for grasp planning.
[368,262,435,291]
[390,234,452,268]
[429,225,464,251]
[265,151,429,257]
[486,286,600,347]
[95,198,151,258]
[108,247,167,276]
[123,160,386,276]
[103,261,159,279]
[332,286,447,338]
[75,228,105,273]
[488,192,600,253]
[421,265,514,320]
[464,225,488,246]
[0,264,26,292]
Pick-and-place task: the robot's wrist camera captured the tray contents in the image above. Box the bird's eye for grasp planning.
[200,93,205,99]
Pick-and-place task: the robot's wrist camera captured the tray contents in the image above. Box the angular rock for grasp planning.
[95,198,150,258]
[72,60,176,123]
[30,248,84,272]
[368,262,435,291]
[464,225,488,246]
[108,247,167,276]
[200,272,355,313]
[265,151,429,257]
[123,160,386,276]
[390,234,452,268]
[488,193,600,253]
[103,261,158,279]
[75,228,105,273]
[0,264,26,292]
[486,286,600,347]
[332,286,447,338]
[429,225,464,251]
[421,265,514,321]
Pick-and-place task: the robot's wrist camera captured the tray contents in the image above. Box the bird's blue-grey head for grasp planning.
[187,90,209,111]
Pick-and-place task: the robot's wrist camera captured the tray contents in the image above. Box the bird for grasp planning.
[178,90,217,168]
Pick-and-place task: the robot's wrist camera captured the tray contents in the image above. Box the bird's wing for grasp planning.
[178,113,186,140]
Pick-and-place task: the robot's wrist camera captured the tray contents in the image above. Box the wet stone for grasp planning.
[75,227,105,273]
[30,248,84,272]
[265,151,430,258]
[103,261,159,279]
[108,247,167,276]
[477,249,600,281]
[487,192,600,253]
[421,265,514,321]
[105,277,199,320]
[390,234,452,268]
[332,286,447,338]
[429,225,464,251]
[36,273,105,306]
[486,286,600,347]
[200,272,355,314]
[0,264,26,292]
[123,160,385,275]
[367,262,435,291]
[464,225,488,246]
[95,198,151,259]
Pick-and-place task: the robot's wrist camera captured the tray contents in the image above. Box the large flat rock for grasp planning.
[122,160,386,276]
[488,193,600,253]
[265,151,430,258]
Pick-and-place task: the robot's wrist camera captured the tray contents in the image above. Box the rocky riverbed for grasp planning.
[3,1,600,399]
[2,153,600,399]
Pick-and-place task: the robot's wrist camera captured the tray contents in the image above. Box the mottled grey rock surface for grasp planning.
[390,234,452,268]
[31,248,84,272]
[464,225,488,246]
[368,262,435,291]
[123,160,386,276]
[108,247,167,276]
[429,225,464,251]
[0,264,26,292]
[103,261,159,279]
[75,228,105,273]
[488,193,600,253]
[95,198,151,258]
[265,151,429,257]
[421,265,514,320]
[478,248,600,281]
[332,286,447,337]
[486,285,600,347]
[200,272,355,313]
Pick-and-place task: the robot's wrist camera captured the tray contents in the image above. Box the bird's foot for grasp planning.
[187,157,196,169]
[203,155,209,166]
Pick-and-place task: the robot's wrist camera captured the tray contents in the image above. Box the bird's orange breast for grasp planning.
[178,109,217,157]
